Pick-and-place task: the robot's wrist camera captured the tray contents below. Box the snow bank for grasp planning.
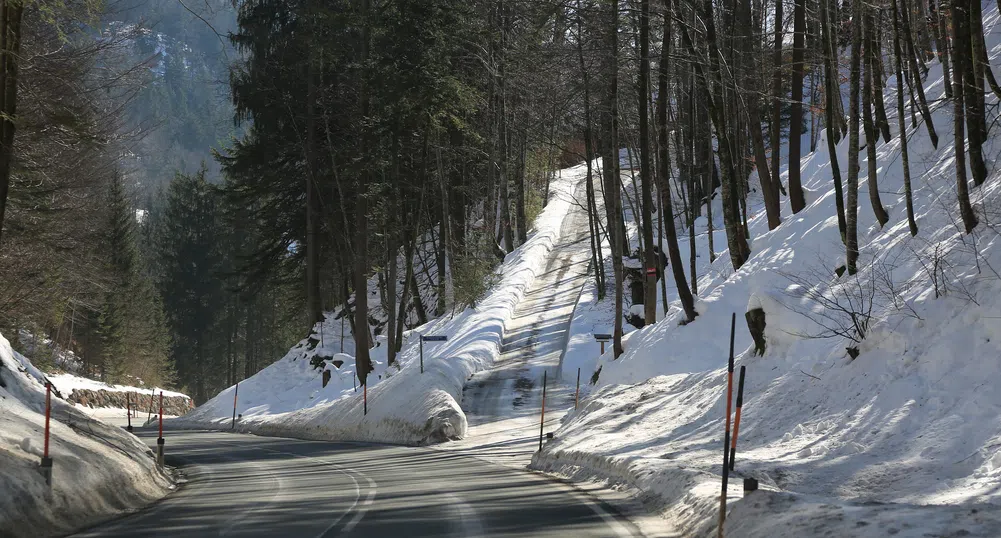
[172,165,586,444]
[534,7,1001,536]
[0,331,172,537]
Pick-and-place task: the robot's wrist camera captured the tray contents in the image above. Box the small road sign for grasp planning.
[422,335,448,342]
[593,333,611,342]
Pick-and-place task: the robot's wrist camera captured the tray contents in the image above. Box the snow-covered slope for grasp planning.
[172,166,586,444]
[0,331,172,537]
[533,8,1001,538]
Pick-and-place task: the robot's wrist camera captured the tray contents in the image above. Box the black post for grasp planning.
[232,382,239,430]
[420,336,424,374]
[575,367,581,410]
[538,371,547,451]
[729,366,747,470]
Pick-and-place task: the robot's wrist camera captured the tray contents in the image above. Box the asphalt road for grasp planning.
[70,430,641,538]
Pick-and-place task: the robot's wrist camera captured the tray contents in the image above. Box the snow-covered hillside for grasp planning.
[0,331,172,537]
[533,6,1001,538]
[171,167,585,444]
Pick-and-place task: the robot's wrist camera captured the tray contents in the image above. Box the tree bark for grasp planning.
[821,0,847,242]
[951,0,978,233]
[863,9,890,228]
[657,3,697,322]
[846,0,863,275]
[788,0,808,213]
[892,0,918,236]
[639,0,657,324]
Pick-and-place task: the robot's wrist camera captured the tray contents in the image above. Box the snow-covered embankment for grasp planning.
[0,332,172,537]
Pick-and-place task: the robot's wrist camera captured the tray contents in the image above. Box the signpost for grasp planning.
[593,333,611,356]
[419,334,447,374]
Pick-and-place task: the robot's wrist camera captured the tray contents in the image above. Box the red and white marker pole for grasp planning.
[156,391,165,468]
[40,382,53,486]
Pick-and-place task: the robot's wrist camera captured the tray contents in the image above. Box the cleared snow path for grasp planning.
[443,174,593,467]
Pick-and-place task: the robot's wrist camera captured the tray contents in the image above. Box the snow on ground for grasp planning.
[0,331,172,537]
[49,373,188,399]
[171,166,588,444]
[533,7,1001,537]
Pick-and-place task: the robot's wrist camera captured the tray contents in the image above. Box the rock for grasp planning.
[745,308,767,356]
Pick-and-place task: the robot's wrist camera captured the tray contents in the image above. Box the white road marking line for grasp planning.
[217,440,377,537]
[218,446,286,536]
[443,492,485,538]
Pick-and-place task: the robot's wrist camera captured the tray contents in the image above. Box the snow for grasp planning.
[532,6,1001,537]
[0,331,172,537]
[49,373,188,400]
[171,165,588,445]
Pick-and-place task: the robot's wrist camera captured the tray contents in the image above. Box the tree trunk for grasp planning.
[0,0,22,248]
[863,10,890,228]
[788,0,808,213]
[952,0,978,233]
[769,0,784,201]
[901,0,940,147]
[738,0,780,230]
[602,0,624,357]
[305,46,323,326]
[821,0,847,242]
[657,3,697,322]
[639,0,657,324]
[846,0,863,275]
[892,0,918,236]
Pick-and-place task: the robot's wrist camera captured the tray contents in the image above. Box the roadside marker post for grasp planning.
[419,334,447,374]
[575,367,581,410]
[232,382,239,430]
[363,382,367,415]
[729,366,747,471]
[156,391,165,469]
[39,382,53,487]
[538,371,548,452]
[718,313,737,538]
[126,391,133,432]
[593,333,611,356]
[147,388,155,424]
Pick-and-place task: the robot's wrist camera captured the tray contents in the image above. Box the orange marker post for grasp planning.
[40,382,53,486]
[719,313,737,538]
[729,366,747,471]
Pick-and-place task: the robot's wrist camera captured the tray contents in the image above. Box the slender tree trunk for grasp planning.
[951,0,978,233]
[932,0,953,98]
[788,0,808,213]
[602,0,624,357]
[892,0,918,236]
[769,0,784,199]
[846,0,863,275]
[899,0,940,147]
[959,0,987,187]
[868,15,893,144]
[863,10,890,227]
[738,0,780,229]
[355,0,373,385]
[0,0,22,248]
[639,0,657,324]
[821,0,847,242]
[516,133,528,244]
[681,0,750,271]
[657,3,696,322]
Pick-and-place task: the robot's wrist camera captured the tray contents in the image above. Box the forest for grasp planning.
[0,0,993,403]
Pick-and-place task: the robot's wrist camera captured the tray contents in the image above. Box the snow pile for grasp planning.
[534,9,1001,538]
[172,166,586,444]
[0,331,172,537]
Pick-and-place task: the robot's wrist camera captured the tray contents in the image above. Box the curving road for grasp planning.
[70,429,640,537]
